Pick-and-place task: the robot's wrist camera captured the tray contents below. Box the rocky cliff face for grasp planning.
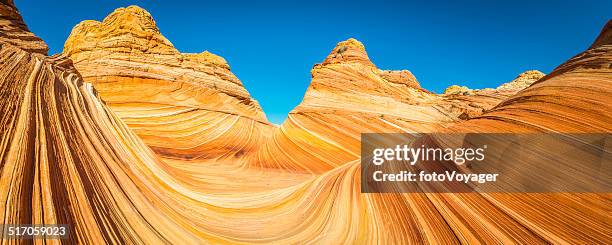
[1,3,610,244]
[62,6,273,162]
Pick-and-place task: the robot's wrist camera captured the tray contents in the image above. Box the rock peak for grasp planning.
[590,20,612,49]
[183,51,230,69]
[444,85,472,95]
[63,5,176,56]
[322,38,375,67]
[61,5,269,132]
[517,70,545,77]
[496,70,544,90]
[336,38,366,51]
[103,5,159,32]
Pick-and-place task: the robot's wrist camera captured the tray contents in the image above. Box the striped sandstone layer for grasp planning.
[1,2,610,244]
[438,21,612,243]
[63,6,274,163]
[0,0,47,54]
[242,33,610,244]
[250,39,545,172]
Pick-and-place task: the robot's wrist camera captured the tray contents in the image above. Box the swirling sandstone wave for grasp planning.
[250,38,546,173]
[1,2,610,244]
[439,21,612,243]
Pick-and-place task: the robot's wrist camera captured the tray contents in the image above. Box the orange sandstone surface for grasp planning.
[62,6,274,163]
[1,3,610,244]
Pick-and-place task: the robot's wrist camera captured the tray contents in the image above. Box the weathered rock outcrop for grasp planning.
[62,5,274,162]
[0,0,47,54]
[444,85,473,95]
[496,70,545,90]
[441,70,546,119]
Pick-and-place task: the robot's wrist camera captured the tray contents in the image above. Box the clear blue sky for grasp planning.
[15,0,611,124]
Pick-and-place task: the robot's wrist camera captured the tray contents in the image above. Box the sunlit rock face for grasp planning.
[456,21,611,133]
[438,21,612,243]
[62,6,274,162]
[246,38,446,172]
[0,2,207,243]
[496,70,545,90]
[1,1,610,243]
[248,23,611,244]
[246,27,611,243]
[249,38,544,172]
[0,0,47,54]
[441,70,546,119]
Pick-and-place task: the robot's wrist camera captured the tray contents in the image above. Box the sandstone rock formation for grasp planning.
[0,0,47,54]
[444,85,472,95]
[444,70,544,95]
[438,21,612,243]
[440,70,545,119]
[246,29,610,243]
[62,6,274,163]
[263,38,545,173]
[246,38,460,172]
[496,70,545,90]
[0,2,610,244]
[0,2,206,243]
